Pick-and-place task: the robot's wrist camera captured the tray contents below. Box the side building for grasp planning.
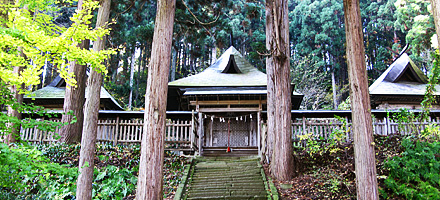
[369,53,440,110]
[23,75,122,110]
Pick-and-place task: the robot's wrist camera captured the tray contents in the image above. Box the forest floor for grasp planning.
[37,143,190,199]
[263,135,404,199]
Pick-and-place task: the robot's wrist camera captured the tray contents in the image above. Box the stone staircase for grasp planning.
[183,156,268,200]
[202,147,258,157]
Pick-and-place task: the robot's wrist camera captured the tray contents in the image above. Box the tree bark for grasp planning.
[128,47,136,110]
[5,62,24,144]
[432,0,440,49]
[76,0,111,199]
[266,0,294,181]
[170,45,177,81]
[332,70,338,109]
[4,4,25,145]
[211,44,217,64]
[58,0,88,144]
[343,0,379,199]
[0,0,12,27]
[136,0,175,199]
[265,0,275,165]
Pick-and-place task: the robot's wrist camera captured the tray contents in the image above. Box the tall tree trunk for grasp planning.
[176,43,181,73]
[5,57,24,144]
[332,70,338,109]
[170,46,177,81]
[5,4,25,144]
[266,0,294,181]
[211,44,217,64]
[135,46,144,105]
[0,0,12,27]
[76,0,111,199]
[343,0,378,199]
[58,0,88,144]
[432,0,440,49]
[182,45,187,75]
[265,0,275,165]
[136,0,175,199]
[128,47,136,110]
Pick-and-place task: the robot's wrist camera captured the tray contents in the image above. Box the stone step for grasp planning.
[188,190,267,198]
[191,176,263,182]
[191,177,263,184]
[194,166,259,172]
[187,195,267,200]
[189,186,265,193]
[190,181,265,188]
[193,170,261,178]
[181,156,268,200]
[190,183,264,189]
[191,180,264,186]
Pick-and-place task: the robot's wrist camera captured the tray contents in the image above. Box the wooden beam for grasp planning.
[190,100,267,106]
[198,107,260,112]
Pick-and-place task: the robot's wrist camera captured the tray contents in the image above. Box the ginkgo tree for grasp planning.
[0,0,114,142]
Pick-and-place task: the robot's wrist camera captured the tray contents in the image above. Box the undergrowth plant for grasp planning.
[298,115,349,156]
[381,50,440,199]
[0,143,77,198]
[382,139,440,199]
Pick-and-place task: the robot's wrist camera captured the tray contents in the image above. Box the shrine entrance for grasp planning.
[203,112,258,148]
[196,109,262,156]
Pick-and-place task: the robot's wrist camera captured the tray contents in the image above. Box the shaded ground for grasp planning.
[38,143,190,199]
[263,135,404,199]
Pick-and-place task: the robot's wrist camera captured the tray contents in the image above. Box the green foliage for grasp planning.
[1,143,189,199]
[394,0,434,54]
[0,81,75,139]
[383,139,440,199]
[298,116,349,156]
[422,50,440,118]
[0,143,77,197]
[93,165,137,200]
[291,56,331,110]
[0,0,115,138]
[392,108,421,135]
[0,0,114,88]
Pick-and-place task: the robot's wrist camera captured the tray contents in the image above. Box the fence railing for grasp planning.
[289,116,440,147]
[21,118,194,151]
[20,114,440,150]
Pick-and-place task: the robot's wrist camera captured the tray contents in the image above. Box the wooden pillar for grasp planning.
[257,111,261,157]
[190,110,194,149]
[209,117,213,147]
[198,112,203,155]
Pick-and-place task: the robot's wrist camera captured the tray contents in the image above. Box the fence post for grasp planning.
[302,115,306,136]
[386,116,390,135]
[38,127,43,143]
[345,116,350,142]
[191,110,194,149]
[113,116,120,145]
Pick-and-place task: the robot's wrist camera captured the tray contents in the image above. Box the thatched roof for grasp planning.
[168,46,267,87]
[166,46,304,110]
[24,77,123,110]
[369,53,440,96]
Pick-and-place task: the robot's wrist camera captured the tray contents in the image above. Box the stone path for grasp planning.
[184,156,268,200]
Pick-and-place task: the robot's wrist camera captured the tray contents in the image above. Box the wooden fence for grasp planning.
[20,114,439,150]
[290,116,440,147]
[21,118,197,151]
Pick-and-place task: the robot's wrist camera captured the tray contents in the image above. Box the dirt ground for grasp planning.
[263,135,404,199]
